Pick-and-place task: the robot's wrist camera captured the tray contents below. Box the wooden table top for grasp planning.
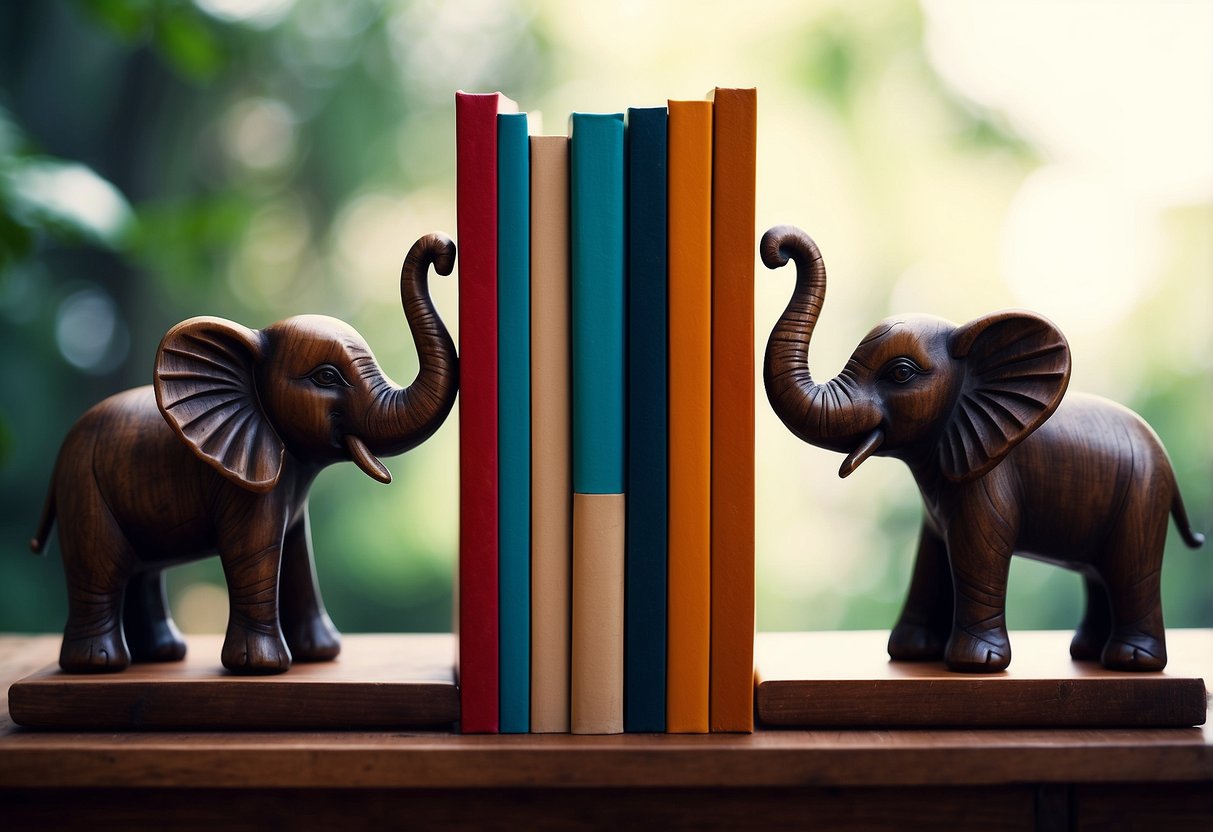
[2,633,1211,790]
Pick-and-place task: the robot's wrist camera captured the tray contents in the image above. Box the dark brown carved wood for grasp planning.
[29,233,459,675]
[762,224,1206,673]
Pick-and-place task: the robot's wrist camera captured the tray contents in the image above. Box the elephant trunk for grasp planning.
[355,233,459,471]
[762,225,883,477]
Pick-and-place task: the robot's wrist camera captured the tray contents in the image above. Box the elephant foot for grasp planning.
[944,628,1011,673]
[59,629,131,673]
[1068,627,1108,663]
[127,620,188,664]
[1102,632,1167,672]
[888,619,949,661]
[284,614,342,663]
[221,624,292,675]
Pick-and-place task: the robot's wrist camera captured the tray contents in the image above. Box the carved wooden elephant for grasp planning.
[762,224,1205,672]
[31,233,459,674]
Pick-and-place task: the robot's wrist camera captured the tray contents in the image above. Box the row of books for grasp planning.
[453,88,756,734]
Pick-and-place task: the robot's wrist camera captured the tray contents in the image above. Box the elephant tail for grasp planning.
[30,478,56,554]
[1171,483,1205,549]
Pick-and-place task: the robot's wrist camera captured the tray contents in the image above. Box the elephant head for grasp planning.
[153,232,459,490]
[762,225,1071,482]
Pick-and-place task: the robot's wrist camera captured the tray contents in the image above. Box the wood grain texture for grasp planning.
[9,634,458,730]
[0,786,1038,832]
[32,235,458,678]
[666,99,713,734]
[756,630,1209,728]
[762,224,1206,675]
[2,634,1211,791]
[1073,783,1213,831]
[708,87,757,734]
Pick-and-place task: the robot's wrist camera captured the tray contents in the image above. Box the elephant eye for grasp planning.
[308,365,348,388]
[883,358,925,384]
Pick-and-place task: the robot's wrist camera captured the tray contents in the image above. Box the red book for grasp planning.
[455,90,517,734]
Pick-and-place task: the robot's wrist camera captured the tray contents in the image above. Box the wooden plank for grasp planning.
[1074,783,1213,831]
[2,634,1211,790]
[0,786,1037,832]
[756,630,1210,728]
[7,634,458,730]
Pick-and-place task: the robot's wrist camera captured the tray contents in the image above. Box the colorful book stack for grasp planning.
[453,88,756,735]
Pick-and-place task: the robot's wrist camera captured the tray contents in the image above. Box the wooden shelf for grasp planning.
[1,632,1210,790]
[3,633,1211,830]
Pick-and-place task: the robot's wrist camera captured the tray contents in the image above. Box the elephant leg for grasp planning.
[123,570,187,663]
[279,509,341,662]
[1069,572,1112,662]
[215,496,292,674]
[1099,533,1168,672]
[888,525,952,661]
[57,491,134,672]
[942,513,1014,672]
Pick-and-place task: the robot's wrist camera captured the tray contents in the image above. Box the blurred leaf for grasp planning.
[800,19,859,113]
[1,158,136,250]
[152,7,226,80]
[79,0,227,80]
[0,212,34,266]
[77,0,156,40]
[131,195,257,285]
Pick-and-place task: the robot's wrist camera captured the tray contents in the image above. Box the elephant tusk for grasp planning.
[346,435,392,484]
[839,428,884,478]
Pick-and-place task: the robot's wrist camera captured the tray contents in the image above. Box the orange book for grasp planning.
[709,87,757,732]
[666,99,712,734]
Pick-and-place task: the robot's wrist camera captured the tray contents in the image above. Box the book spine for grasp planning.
[455,90,516,734]
[569,112,626,735]
[570,492,626,734]
[624,106,669,733]
[529,134,571,734]
[497,111,530,734]
[666,99,713,734]
[709,88,757,733]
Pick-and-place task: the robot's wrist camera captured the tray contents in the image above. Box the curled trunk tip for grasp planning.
[360,232,459,457]
[403,232,456,289]
[761,225,824,273]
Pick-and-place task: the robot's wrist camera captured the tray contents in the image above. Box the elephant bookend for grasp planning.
[29,233,459,676]
[762,224,1205,674]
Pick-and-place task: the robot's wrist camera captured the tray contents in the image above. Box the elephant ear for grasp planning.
[154,317,283,493]
[938,311,1071,483]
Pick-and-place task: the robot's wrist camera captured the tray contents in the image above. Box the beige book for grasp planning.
[571,492,625,734]
[530,135,572,733]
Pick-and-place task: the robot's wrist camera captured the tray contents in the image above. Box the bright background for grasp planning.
[1,0,1209,637]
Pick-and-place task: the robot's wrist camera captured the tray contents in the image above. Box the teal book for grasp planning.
[624,106,668,733]
[570,113,626,494]
[569,112,626,734]
[497,111,530,734]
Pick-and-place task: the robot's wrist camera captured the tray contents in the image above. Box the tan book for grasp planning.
[571,492,625,734]
[530,135,572,733]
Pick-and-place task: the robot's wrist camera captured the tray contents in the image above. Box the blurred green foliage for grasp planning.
[1,0,1208,643]
[0,0,550,635]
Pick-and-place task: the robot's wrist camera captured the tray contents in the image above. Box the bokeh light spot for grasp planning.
[54,287,129,374]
